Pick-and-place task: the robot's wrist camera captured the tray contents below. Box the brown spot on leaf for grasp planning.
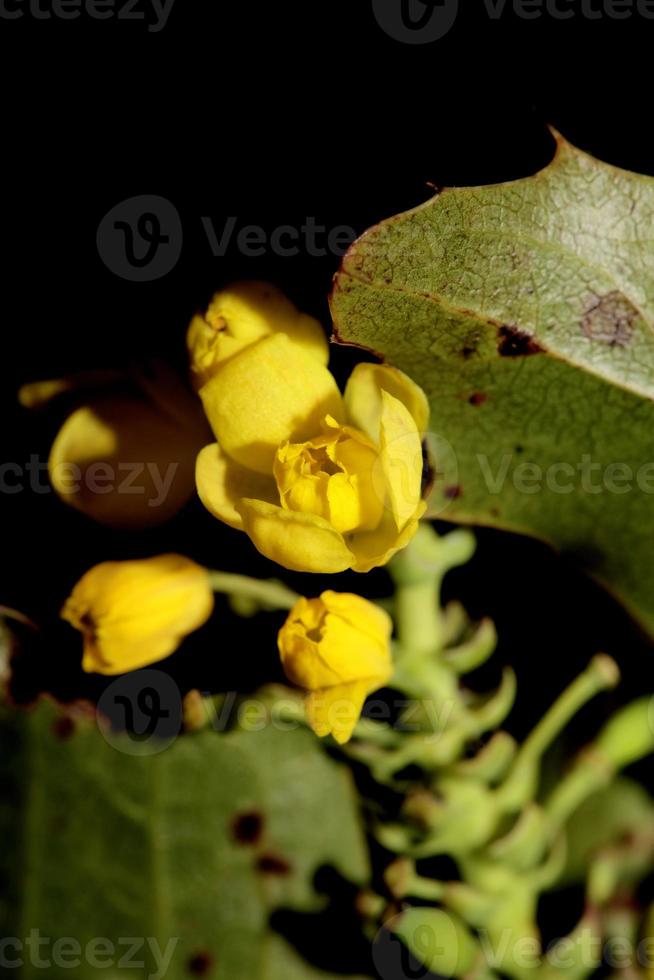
[52,716,75,740]
[498,325,544,357]
[187,951,214,975]
[257,853,292,875]
[444,485,462,500]
[420,441,434,498]
[468,392,487,406]
[231,810,264,845]
[581,291,639,347]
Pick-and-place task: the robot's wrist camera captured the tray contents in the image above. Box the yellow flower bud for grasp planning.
[24,363,211,530]
[277,590,393,743]
[61,554,214,675]
[196,356,429,573]
[187,280,329,387]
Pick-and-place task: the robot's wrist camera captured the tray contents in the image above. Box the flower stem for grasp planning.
[207,571,300,611]
[497,654,619,811]
[389,523,476,658]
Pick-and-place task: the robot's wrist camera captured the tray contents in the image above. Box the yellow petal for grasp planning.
[349,501,427,573]
[344,363,429,443]
[278,591,392,692]
[187,281,328,387]
[278,625,345,690]
[305,680,373,744]
[274,421,383,535]
[49,396,210,529]
[237,498,353,573]
[274,440,333,525]
[18,369,124,408]
[61,555,214,675]
[199,333,343,474]
[378,390,423,530]
[196,442,278,530]
[321,590,393,649]
[319,612,392,683]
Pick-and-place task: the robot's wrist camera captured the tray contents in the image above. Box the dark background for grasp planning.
[1,0,653,875]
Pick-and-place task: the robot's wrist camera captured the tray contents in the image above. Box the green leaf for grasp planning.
[0,698,369,979]
[331,134,654,634]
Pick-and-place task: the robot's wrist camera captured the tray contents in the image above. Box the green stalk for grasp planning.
[497,655,619,811]
[207,571,299,611]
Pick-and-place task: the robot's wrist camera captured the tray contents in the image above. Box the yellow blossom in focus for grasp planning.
[278,590,393,744]
[196,342,429,572]
[61,554,214,675]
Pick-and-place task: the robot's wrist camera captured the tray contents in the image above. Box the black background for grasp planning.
[1,0,653,886]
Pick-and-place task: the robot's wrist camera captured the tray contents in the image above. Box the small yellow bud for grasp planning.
[187,280,328,388]
[277,591,392,744]
[61,555,214,675]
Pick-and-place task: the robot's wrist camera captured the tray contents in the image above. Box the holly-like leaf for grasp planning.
[0,698,369,979]
[331,134,654,633]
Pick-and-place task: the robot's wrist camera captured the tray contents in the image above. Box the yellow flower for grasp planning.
[196,356,428,573]
[278,590,393,743]
[187,280,329,388]
[61,554,214,675]
[21,363,211,529]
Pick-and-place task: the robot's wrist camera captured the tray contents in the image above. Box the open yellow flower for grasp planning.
[61,555,214,675]
[196,355,429,574]
[278,590,393,743]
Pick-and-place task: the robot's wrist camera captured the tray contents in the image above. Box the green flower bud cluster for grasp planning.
[348,523,654,980]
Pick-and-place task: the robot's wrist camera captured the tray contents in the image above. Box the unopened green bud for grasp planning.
[596,698,654,770]
[392,907,479,978]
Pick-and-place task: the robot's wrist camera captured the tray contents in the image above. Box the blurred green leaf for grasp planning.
[331,134,654,634]
[0,698,369,979]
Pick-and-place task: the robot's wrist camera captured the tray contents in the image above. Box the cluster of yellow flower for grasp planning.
[190,282,428,572]
[32,282,430,743]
